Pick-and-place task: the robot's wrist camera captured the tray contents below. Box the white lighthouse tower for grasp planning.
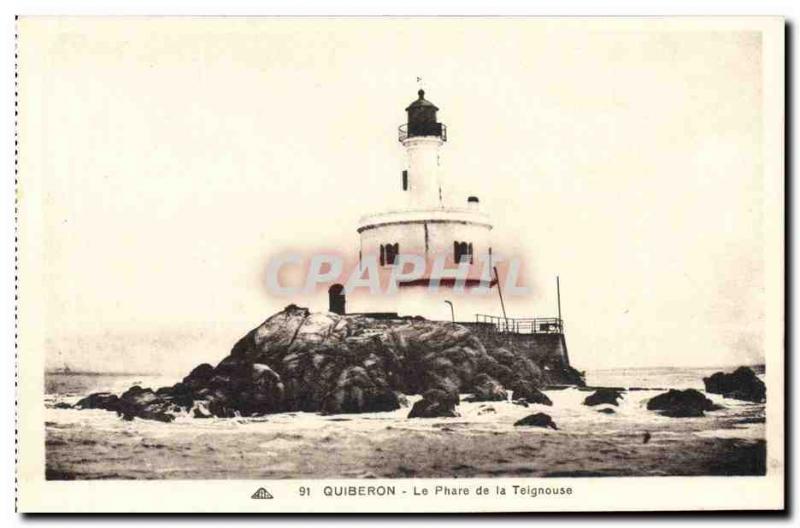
[355,90,495,303]
[401,91,446,209]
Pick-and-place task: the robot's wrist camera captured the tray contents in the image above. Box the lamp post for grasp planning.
[444,300,455,325]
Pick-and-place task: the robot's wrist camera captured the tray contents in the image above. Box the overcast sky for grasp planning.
[20,18,774,373]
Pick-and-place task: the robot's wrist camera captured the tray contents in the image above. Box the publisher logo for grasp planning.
[251,487,274,500]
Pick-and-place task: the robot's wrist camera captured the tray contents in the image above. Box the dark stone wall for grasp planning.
[459,323,581,386]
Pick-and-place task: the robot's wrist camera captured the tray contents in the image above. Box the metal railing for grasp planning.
[398,122,447,142]
[474,314,564,335]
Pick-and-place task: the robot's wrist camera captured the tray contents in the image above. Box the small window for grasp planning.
[384,242,399,265]
[381,242,399,265]
[402,170,408,191]
[454,241,473,264]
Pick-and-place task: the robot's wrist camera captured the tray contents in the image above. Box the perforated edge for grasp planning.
[14,13,19,513]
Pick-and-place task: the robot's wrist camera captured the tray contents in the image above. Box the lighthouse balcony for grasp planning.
[399,122,447,142]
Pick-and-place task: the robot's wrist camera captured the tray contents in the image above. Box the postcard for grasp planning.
[15,16,784,513]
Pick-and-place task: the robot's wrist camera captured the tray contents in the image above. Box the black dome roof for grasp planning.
[405,89,439,111]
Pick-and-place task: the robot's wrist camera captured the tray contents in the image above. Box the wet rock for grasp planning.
[524,389,553,406]
[206,398,237,418]
[120,386,158,406]
[703,367,766,403]
[477,405,496,415]
[193,386,238,418]
[514,412,558,429]
[508,380,552,406]
[165,382,195,408]
[557,365,587,387]
[115,386,176,422]
[182,363,215,389]
[479,348,546,393]
[466,374,508,402]
[646,389,720,417]
[320,366,400,415]
[236,363,285,416]
[583,388,625,407]
[597,407,616,414]
[74,392,119,411]
[408,389,460,418]
[53,402,73,409]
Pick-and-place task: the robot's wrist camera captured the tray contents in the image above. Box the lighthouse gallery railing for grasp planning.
[473,314,564,335]
[398,123,447,142]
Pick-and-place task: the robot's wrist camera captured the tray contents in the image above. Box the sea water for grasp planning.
[44,367,767,480]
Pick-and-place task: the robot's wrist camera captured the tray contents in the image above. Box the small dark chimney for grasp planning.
[328,284,346,315]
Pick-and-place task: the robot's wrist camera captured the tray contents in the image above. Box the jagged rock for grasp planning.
[507,379,553,406]
[703,367,766,403]
[120,385,157,405]
[514,412,558,429]
[74,304,581,422]
[479,348,545,393]
[74,392,119,411]
[235,305,487,412]
[408,389,459,418]
[528,391,553,406]
[466,374,508,402]
[320,366,400,414]
[182,363,214,389]
[236,363,285,416]
[165,382,195,408]
[646,389,720,417]
[583,388,625,407]
[116,386,176,422]
[206,397,237,418]
[190,385,237,418]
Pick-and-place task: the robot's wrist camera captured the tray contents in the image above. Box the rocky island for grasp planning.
[74,304,584,422]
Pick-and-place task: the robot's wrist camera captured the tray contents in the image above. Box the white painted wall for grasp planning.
[402,136,444,208]
[360,217,491,264]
